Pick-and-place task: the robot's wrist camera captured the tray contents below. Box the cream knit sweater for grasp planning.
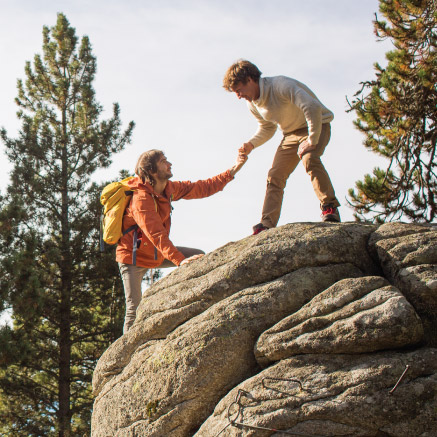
[248,76,334,147]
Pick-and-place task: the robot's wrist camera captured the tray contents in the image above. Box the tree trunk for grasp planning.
[58,109,72,437]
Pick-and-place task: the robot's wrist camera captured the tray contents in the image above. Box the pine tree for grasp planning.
[0,14,135,436]
[348,0,437,222]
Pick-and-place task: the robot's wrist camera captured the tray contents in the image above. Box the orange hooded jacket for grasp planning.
[115,170,234,268]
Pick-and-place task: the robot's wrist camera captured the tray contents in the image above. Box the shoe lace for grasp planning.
[322,207,336,215]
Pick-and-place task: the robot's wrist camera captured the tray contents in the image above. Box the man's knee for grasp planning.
[301,153,322,174]
[267,170,288,190]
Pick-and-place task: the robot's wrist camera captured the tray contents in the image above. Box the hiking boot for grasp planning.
[252,223,268,235]
[321,205,341,223]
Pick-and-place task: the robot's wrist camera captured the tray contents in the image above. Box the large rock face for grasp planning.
[91,223,437,437]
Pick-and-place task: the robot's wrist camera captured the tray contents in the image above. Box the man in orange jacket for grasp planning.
[116,149,246,333]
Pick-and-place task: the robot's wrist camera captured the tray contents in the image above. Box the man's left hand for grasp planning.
[298,140,316,159]
[180,254,204,266]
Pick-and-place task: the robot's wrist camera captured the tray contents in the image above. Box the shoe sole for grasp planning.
[322,215,340,223]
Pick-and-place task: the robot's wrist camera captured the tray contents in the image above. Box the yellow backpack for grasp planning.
[100,176,137,248]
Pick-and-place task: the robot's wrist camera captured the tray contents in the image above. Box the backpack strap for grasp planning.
[130,194,160,266]
[121,195,139,265]
[121,193,139,265]
[132,227,139,266]
[123,224,138,236]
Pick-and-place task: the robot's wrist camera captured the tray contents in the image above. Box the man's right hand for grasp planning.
[238,142,254,156]
[230,153,248,177]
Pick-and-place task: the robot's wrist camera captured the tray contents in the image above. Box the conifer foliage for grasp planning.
[348,0,436,222]
[0,14,134,435]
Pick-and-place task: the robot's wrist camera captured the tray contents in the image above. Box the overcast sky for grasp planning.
[0,0,392,269]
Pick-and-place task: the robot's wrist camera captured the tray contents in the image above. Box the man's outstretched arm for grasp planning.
[172,152,247,201]
[176,153,247,267]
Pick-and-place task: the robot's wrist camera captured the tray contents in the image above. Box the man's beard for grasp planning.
[156,169,172,181]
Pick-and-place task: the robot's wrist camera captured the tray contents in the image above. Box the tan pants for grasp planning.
[261,123,339,228]
[119,246,204,333]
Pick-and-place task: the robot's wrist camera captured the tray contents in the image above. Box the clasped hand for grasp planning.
[230,149,248,177]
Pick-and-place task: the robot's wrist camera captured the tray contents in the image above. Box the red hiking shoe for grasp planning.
[321,205,341,223]
[252,223,269,235]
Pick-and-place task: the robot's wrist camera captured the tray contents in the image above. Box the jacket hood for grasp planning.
[127,176,174,197]
[127,176,152,191]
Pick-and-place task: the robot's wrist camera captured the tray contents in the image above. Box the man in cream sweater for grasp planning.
[223,59,340,234]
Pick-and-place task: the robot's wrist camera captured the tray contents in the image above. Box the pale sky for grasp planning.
[0,0,392,271]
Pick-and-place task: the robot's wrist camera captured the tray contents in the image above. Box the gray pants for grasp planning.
[119,246,204,333]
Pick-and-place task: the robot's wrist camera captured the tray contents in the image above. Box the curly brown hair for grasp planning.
[223,59,262,91]
[135,149,164,186]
